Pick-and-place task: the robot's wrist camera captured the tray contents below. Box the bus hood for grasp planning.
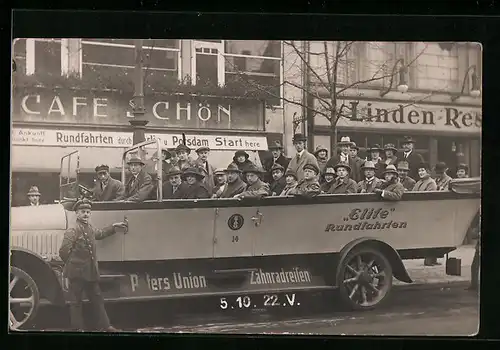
[10,204,68,231]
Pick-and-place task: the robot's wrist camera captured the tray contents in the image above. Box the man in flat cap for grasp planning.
[92,165,125,202]
[212,168,228,198]
[59,199,127,331]
[123,157,154,202]
[26,186,42,206]
[194,146,216,196]
[286,133,319,182]
[288,163,321,197]
[269,163,287,196]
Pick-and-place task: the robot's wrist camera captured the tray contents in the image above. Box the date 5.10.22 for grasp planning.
[219,293,299,310]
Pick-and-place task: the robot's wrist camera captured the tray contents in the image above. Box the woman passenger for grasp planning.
[279,170,299,196]
[328,162,358,194]
[177,167,210,199]
[412,163,438,192]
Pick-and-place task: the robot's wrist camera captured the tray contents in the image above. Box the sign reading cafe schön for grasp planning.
[12,88,266,131]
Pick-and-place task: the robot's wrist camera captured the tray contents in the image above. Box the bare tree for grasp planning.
[225,41,432,153]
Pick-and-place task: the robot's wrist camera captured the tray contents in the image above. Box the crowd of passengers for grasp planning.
[86,133,471,204]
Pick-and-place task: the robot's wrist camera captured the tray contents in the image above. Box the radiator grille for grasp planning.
[10,231,65,260]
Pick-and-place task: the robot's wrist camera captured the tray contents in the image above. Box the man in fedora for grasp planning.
[357,161,384,193]
[26,186,41,206]
[374,165,405,201]
[59,199,127,332]
[367,144,385,178]
[175,143,196,170]
[194,146,216,196]
[162,166,187,199]
[286,133,319,182]
[434,161,452,191]
[123,157,154,202]
[325,137,361,182]
[327,162,358,194]
[178,167,210,199]
[397,161,416,191]
[263,140,290,183]
[92,165,125,202]
[234,164,270,199]
[400,136,424,180]
[220,163,247,198]
[313,145,329,174]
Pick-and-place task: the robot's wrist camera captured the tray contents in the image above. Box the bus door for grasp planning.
[213,201,259,258]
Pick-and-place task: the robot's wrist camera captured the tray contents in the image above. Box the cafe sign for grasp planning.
[11,128,269,151]
[313,99,482,134]
[12,89,265,131]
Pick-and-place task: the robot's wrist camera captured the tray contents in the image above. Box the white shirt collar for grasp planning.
[297,150,305,157]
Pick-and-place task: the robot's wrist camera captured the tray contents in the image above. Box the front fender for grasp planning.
[336,237,413,284]
[10,247,65,306]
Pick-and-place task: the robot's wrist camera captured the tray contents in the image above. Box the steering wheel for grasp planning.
[78,184,93,198]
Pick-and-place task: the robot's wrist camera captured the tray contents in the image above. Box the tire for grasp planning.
[337,246,393,311]
[9,266,41,330]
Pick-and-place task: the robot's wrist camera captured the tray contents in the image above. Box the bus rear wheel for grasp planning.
[337,246,393,311]
[10,266,40,330]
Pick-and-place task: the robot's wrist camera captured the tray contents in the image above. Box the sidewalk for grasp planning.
[394,245,476,289]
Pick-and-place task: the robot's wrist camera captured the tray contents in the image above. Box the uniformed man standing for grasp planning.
[59,199,128,331]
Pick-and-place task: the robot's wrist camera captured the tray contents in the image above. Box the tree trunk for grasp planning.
[330,111,337,156]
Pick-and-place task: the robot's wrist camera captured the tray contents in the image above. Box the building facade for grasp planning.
[298,41,482,178]
[11,39,302,205]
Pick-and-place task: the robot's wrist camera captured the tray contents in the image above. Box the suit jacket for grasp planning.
[270,177,287,196]
[237,179,270,199]
[220,179,247,198]
[380,180,405,201]
[328,177,358,194]
[325,153,362,182]
[124,169,154,202]
[286,150,319,181]
[194,158,216,196]
[399,151,424,180]
[357,177,384,193]
[162,182,189,199]
[92,177,125,202]
[59,219,116,281]
[177,182,210,199]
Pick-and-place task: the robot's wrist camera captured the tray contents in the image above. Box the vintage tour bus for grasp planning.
[9,139,481,330]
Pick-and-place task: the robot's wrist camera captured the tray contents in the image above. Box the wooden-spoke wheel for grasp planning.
[338,247,393,310]
[9,267,40,330]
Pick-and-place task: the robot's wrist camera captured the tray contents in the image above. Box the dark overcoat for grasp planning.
[92,177,125,202]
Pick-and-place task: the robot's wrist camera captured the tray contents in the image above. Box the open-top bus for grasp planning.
[9,139,481,330]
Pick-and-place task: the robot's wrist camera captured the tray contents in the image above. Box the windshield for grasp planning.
[59,150,80,201]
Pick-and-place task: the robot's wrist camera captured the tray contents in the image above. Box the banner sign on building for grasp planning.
[313,99,482,134]
[12,89,265,131]
[11,128,269,151]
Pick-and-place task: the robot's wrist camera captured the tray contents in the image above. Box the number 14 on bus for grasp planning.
[220,293,299,310]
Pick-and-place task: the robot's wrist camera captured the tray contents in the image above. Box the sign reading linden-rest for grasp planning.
[11,128,269,151]
[313,99,482,133]
[12,89,265,131]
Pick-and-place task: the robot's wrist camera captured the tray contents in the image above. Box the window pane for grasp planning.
[83,39,179,49]
[13,39,26,74]
[34,40,61,75]
[144,49,178,70]
[366,134,383,147]
[82,65,177,81]
[83,43,134,66]
[382,135,399,148]
[196,53,218,85]
[225,40,281,58]
[225,56,280,76]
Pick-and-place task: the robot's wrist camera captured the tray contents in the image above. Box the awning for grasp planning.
[11,145,263,173]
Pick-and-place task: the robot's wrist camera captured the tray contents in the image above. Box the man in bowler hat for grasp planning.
[59,199,127,331]
[400,136,424,180]
[286,133,319,181]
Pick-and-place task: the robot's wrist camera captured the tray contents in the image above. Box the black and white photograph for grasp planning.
[9,38,481,336]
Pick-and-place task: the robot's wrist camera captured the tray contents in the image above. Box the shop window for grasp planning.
[81,39,180,80]
[20,39,63,76]
[366,134,383,147]
[192,40,283,107]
